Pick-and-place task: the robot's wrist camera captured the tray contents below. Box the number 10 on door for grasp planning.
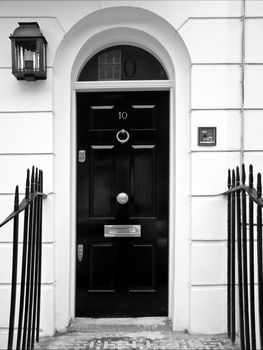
[118,112,128,120]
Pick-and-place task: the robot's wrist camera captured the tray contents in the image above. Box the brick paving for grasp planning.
[36,318,240,350]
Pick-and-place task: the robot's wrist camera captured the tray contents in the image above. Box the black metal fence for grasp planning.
[0,167,45,350]
[227,164,263,350]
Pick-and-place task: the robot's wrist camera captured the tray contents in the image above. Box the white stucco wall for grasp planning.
[0,0,262,347]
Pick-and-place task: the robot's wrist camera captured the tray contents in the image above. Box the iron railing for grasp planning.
[0,167,45,350]
[227,164,263,350]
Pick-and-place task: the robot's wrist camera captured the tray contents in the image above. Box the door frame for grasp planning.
[72,80,174,318]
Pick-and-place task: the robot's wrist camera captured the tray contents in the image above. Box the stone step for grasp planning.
[36,318,240,350]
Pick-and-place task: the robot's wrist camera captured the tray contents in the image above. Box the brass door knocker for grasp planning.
[116,129,130,144]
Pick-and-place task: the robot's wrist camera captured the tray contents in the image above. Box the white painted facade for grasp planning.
[0,0,262,347]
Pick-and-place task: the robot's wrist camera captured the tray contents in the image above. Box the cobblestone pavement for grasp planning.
[37,318,240,350]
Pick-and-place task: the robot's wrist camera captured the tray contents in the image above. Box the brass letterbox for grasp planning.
[104,225,141,238]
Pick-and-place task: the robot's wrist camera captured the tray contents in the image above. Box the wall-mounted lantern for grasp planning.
[9,22,47,81]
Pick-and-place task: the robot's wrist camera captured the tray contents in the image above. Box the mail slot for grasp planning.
[104,225,141,237]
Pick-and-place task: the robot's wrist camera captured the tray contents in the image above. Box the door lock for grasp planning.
[117,192,129,204]
[77,244,84,262]
[78,150,86,163]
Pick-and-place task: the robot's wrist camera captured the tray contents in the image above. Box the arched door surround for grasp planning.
[53,6,191,332]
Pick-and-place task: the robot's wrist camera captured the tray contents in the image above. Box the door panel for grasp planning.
[76,91,169,317]
[89,243,116,291]
[90,105,115,130]
[131,104,156,129]
[129,244,155,291]
[89,146,115,217]
[132,145,156,217]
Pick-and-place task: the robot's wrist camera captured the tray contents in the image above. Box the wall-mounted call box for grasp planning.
[198,127,217,146]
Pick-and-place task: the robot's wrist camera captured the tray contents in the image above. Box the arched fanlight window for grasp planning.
[78,45,168,81]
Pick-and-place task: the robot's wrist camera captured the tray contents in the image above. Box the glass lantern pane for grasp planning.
[15,45,23,70]
[15,40,39,71]
[36,39,45,72]
[17,40,36,52]
[43,44,46,71]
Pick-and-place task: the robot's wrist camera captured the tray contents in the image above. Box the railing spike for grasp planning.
[257,173,262,198]
[242,164,246,184]
[40,170,43,192]
[14,185,19,211]
[232,169,236,188]
[25,169,30,200]
[249,164,254,189]
[31,166,35,193]
[228,169,231,189]
[35,168,39,192]
[37,174,40,192]
[26,169,30,186]
[236,166,240,186]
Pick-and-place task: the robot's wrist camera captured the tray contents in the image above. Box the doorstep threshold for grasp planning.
[72,317,168,326]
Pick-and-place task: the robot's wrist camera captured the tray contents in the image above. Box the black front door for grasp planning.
[76,91,169,317]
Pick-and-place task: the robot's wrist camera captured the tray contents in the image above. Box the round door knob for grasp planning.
[116,129,130,144]
[117,192,129,204]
